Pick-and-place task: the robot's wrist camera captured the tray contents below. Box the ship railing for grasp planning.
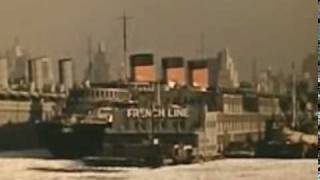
[79,119,110,125]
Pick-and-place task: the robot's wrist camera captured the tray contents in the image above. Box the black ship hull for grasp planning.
[255,141,317,158]
[36,121,199,165]
[0,122,40,150]
[101,133,198,165]
[35,122,106,158]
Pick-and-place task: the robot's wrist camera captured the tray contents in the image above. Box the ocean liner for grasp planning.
[0,89,65,150]
[35,47,318,165]
[35,51,287,164]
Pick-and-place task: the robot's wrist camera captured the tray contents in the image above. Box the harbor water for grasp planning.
[0,150,316,180]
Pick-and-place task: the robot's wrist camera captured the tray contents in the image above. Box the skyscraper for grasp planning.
[0,58,9,89]
[301,53,317,91]
[217,48,239,88]
[92,42,110,83]
[7,39,29,84]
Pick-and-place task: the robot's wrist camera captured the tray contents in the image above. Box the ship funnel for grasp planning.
[58,58,73,91]
[162,57,185,85]
[129,53,155,82]
[28,57,54,92]
[187,60,209,88]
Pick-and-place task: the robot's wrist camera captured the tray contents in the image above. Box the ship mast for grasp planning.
[200,32,206,59]
[291,62,297,129]
[119,13,132,82]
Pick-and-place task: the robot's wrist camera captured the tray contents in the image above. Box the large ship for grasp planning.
[35,49,317,164]
[35,51,285,165]
[35,81,284,165]
[0,89,65,150]
[36,82,204,162]
[0,55,69,151]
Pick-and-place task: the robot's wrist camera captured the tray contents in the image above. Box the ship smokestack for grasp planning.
[187,60,209,88]
[162,57,185,85]
[129,53,155,82]
[28,57,53,92]
[58,58,73,91]
[28,58,42,92]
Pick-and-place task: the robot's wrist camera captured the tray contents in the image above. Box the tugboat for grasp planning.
[35,82,204,164]
[255,116,317,158]
[35,110,109,158]
[255,64,317,159]
[35,84,124,158]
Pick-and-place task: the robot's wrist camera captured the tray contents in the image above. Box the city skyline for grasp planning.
[0,0,316,82]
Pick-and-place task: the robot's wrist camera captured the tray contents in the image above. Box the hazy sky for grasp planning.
[0,0,317,81]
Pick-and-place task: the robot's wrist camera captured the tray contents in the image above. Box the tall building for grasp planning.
[86,42,109,83]
[273,69,288,95]
[0,58,9,89]
[58,58,73,90]
[255,67,286,94]
[301,53,317,92]
[84,42,110,83]
[216,48,239,88]
[6,40,29,84]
